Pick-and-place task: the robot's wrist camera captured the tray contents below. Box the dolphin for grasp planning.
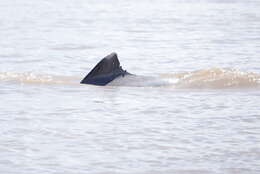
[80,52,130,86]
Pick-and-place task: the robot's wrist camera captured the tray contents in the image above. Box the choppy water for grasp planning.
[1,0,260,173]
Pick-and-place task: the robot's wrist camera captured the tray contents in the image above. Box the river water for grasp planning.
[0,0,260,173]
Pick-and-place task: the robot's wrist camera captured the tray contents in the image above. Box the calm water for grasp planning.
[0,0,260,174]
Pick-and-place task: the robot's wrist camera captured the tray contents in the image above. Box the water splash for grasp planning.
[0,72,80,86]
[162,68,260,89]
[1,68,259,89]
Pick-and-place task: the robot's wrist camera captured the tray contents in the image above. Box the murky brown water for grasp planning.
[1,0,260,173]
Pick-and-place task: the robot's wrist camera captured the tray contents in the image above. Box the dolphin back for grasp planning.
[80,52,128,86]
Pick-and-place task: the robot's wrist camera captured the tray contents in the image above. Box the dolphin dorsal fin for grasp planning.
[80,52,125,85]
[85,52,120,79]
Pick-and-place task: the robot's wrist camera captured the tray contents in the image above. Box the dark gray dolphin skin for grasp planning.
[80,52,130,86]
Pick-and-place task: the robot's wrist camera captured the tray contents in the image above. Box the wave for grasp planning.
[0,72,80,86]
[1,68,259,89]
[161,68,260,89]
